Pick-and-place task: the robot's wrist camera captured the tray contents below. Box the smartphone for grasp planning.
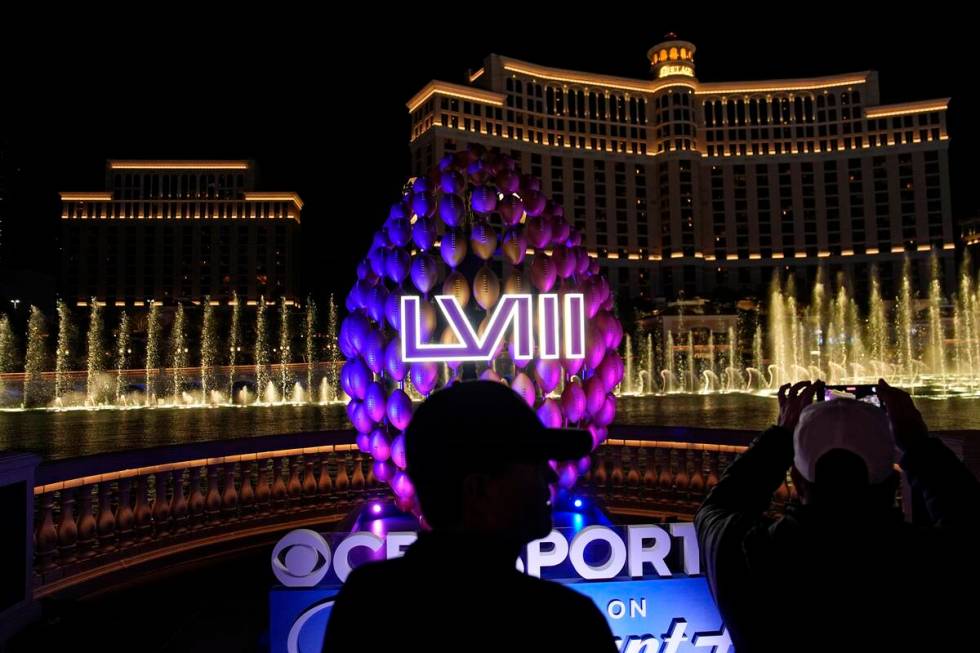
[821,384,882,408]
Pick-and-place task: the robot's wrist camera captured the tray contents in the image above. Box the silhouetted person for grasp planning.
[323,380,617,652]
[696,380,980,652]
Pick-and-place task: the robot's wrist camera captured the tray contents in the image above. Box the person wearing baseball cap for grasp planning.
[324,380,616,652]
[790,391,898,505]
[695,379,980,652]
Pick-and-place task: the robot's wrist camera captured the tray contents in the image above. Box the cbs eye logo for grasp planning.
[272,529,332,587]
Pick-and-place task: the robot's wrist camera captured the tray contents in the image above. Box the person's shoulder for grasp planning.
[516,574,603,611]
[340,556,416,594]
[516,577,616,648]
[349,555,414,579]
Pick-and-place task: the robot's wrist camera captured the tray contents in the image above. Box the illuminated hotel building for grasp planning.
[407,36,954,301]
[60,160,302,306]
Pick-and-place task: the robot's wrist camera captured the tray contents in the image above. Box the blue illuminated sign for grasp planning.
[269,524,731,653]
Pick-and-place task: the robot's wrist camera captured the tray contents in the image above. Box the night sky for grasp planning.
[2,13,976,312]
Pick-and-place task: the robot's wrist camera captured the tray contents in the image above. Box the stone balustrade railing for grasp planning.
[33,425,975,595]
[31,429,380,596]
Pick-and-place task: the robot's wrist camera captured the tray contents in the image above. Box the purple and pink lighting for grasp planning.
[340,145,624,516]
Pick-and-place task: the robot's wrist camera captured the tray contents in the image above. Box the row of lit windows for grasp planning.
[650,46,693,65]
[703,91,861,129]
[505,78,649,126]
[112,172,247,201]
[63,201,300,222]
[703,127,944,157]
[423,112,945,162]
[704,114,943,150]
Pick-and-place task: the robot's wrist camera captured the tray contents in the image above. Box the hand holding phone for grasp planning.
[875,379,928,450]
[821,384,882,408]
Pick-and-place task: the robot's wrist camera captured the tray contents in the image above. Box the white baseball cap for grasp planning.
[793,398,897,484]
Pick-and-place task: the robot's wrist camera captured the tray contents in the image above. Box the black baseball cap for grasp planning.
[405,380,592,480]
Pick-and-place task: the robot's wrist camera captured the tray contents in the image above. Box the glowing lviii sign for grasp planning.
[400,293,586,363]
